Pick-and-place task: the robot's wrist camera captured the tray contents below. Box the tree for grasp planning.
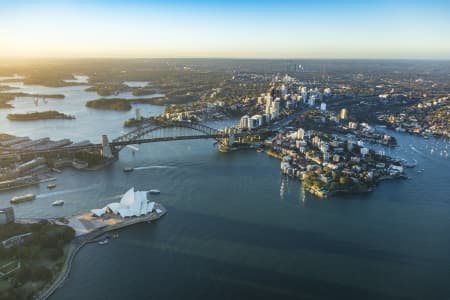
[339,176,350,186]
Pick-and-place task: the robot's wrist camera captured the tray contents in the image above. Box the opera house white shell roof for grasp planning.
[91,187,155,218]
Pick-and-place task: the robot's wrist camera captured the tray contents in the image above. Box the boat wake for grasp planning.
[102,194,124,201]
[409,144,429,158]
[133,165,176,170]
[36,185,98,199]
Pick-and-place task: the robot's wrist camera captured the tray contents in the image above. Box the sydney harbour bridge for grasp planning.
[0,120,270,160]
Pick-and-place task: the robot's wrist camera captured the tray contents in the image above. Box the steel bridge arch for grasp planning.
[111,121,224,149]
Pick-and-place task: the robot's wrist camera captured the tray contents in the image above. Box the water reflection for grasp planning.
[279,176,288,201]
[299,184,306,204]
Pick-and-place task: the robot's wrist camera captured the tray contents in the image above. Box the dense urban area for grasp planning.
[0,59,449,299]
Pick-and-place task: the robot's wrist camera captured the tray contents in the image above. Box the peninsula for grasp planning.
[85,96,181,111]
[0,93,65,109]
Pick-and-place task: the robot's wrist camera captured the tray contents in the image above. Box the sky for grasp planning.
[0,0,449,59]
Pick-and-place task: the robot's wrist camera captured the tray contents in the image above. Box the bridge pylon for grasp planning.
[101,135,114,158]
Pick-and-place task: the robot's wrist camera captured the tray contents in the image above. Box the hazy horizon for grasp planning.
[1,0,450,59]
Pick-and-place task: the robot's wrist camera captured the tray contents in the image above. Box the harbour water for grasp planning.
[1,80,450,299]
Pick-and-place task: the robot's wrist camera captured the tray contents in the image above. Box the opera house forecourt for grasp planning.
[62,187,167,237]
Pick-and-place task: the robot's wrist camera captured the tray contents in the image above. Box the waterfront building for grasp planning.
[340,108,348,120]
[0,207,15,224]
[247,118,255,130]
[348,122,358,129]
[251,115,263,127]
[0,136,30,147]
[11,138,50,150]
[16,157,46,173]
[240,115,250,129]
[91,187,156,218]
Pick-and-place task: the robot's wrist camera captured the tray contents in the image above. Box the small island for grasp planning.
[7,111,75,121]
[85,98,132,111]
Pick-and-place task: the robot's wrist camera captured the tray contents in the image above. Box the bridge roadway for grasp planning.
[0,119,280,160]
[0,135,223,159]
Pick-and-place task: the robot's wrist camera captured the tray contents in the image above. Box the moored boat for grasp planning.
[47,183,56,189]
[149,189,160,195]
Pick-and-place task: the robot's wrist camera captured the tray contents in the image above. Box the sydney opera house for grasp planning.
[91,187,158,218]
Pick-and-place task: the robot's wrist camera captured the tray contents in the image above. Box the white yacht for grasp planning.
[52,200,64,206]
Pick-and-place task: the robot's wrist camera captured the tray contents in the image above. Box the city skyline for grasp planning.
[1,0,450,59]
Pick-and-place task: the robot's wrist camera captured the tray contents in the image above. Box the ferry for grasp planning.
[51,200,64,206]
[47,183,57,189]
[10,193,36,204]
[149,189,160,195]
[123,167,134,172]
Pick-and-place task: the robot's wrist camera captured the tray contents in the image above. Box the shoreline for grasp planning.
[35,204,167,300]
[264,149,406,199]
